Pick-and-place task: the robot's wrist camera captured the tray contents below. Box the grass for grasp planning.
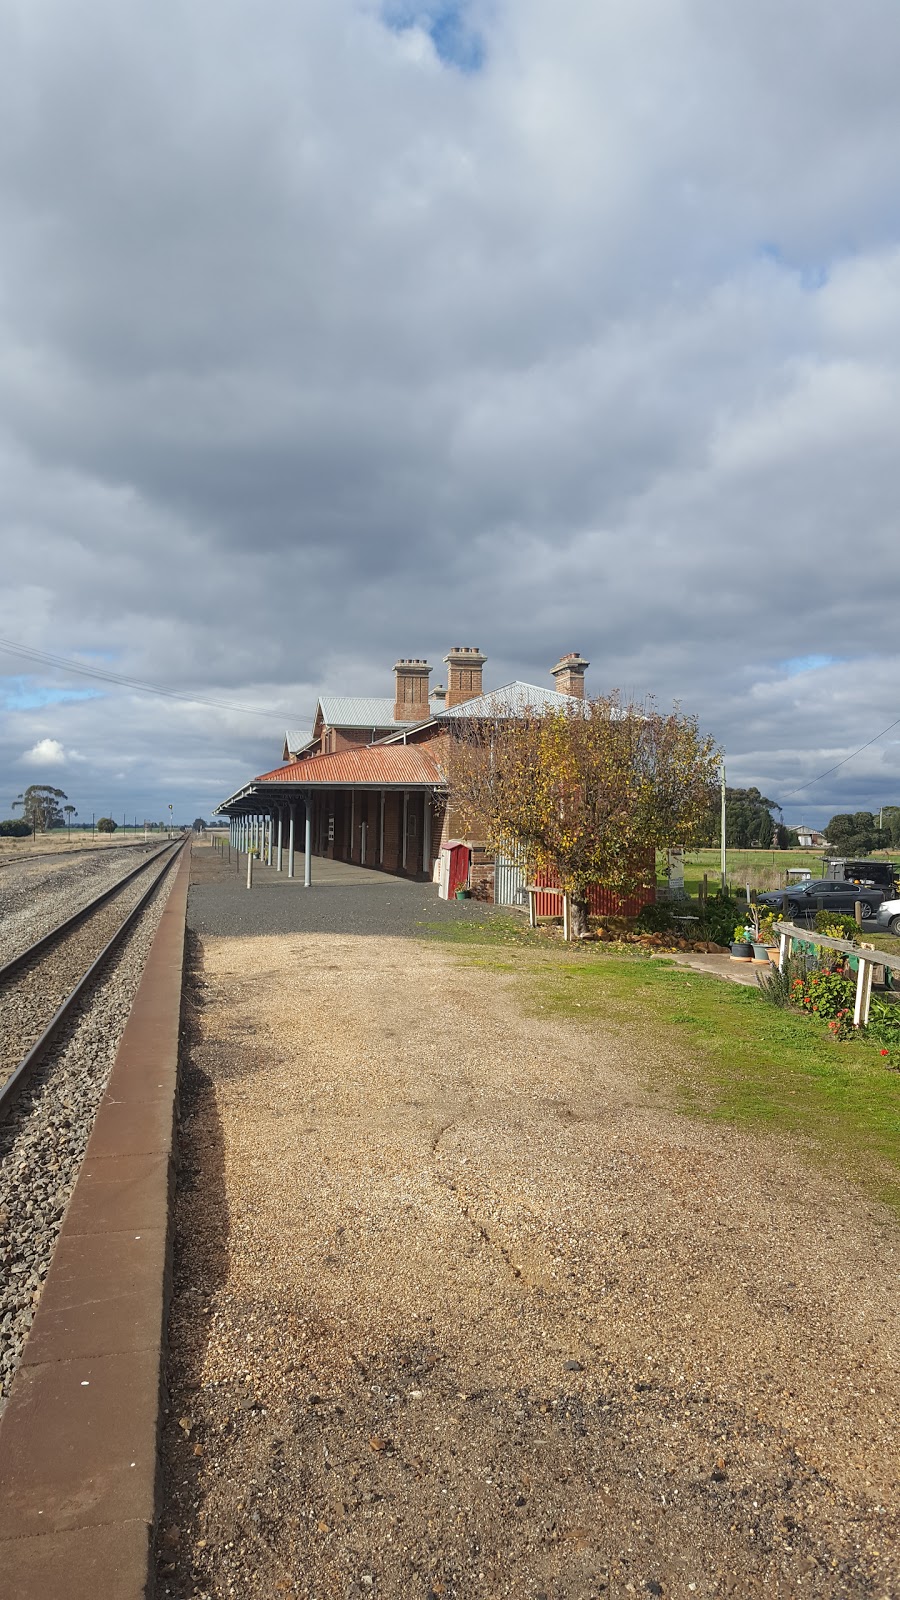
[658,847,825,896]
[424,914,900,1212]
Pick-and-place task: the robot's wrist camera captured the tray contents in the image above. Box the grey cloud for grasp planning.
[2,0,900,821]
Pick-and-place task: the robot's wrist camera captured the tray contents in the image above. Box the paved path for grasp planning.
[190,841,498,939]
[653,950,769,987]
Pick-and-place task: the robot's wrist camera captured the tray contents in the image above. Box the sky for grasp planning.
[1,0,899,827]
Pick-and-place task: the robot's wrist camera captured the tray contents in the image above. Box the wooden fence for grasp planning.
[775,921,900,1026]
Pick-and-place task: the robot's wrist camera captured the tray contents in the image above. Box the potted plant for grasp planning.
[455,885,471,899]
[730,923,753,961]
[747,904,779,963]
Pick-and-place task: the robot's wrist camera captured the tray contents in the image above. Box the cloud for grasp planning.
[17,737,87,770]
[19,738,69,767]
[1,0,900,823]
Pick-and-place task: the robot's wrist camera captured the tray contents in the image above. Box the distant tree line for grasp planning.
[696,790,900,855]
[697,787,799,850]
[824,808,900,857]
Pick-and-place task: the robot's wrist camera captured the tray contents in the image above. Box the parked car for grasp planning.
[872,897,900,937]
[757,879,884,922]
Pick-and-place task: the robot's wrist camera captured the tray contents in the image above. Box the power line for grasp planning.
[0,637,312,729]
[779,710,900,802]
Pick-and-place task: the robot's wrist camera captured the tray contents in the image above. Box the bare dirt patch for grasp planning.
[157,928,899,1599]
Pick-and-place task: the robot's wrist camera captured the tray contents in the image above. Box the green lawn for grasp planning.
[424,914,900,1213]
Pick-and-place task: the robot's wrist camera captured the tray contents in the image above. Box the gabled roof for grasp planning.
[283,728,309,751]
[255,743,446,788]
[313,694,445,730]
[437,680,584,718]
[377,681,585,742]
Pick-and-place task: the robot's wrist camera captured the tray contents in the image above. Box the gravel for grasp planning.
[0,846,178,1085]
[0,841,164,967]
[0,857,178,1408]
[156,853,900,1600]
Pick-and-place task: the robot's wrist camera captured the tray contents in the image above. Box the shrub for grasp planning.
[790,964,857,1021]
[96,817,118,833]
[758,951,807,1007]
[696,891,741,948]
[0,819,31,837]
[866,997,900,1050]
[635,902,677,933]
[826,1009,855,1041]
[814,911,859,940]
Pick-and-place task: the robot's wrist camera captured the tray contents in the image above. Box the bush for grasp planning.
[790,963,857,1021]
[758,951,807,1007]
[96,817,118,833]
[635,902,677,933]
[867,997,900,1050]
[814,911,859,940]
[0,819,31,837]
[696,891,742,949]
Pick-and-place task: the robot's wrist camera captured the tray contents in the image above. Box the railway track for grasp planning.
[0,836,185,1112]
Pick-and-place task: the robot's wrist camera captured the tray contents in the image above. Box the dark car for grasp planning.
[757,879,884,922]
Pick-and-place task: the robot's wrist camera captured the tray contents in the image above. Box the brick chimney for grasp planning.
[393,658,432,722]
[551,652,589,699]
[431,683,447,704]
[444,646,487,708]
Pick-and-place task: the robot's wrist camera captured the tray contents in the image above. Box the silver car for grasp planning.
[873,897,900,936]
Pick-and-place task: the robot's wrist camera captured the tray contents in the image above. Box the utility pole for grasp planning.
[720,761,727,891]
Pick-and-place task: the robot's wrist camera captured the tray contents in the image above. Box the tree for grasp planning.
[0,819,31,837]
[193,818,208,831]
[450,694,720,937]
[12,785,68,832]
[696,786,782,848]
[775,823,799,850]
[826,811,878,856]
[96,816,118,833]
[64,804,78,835]
[881,806,900,847]
[756,810,774,849]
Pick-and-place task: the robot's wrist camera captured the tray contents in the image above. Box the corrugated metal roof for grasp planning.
[318,696,397,727]
[255,743,446,788]
[316,695,445,729]
[283,728,310,750]
[437,681,583,718]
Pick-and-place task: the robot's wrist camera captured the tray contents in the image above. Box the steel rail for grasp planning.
[0,837,182,987]
[0,838,180,872]
[0,836,188,1116]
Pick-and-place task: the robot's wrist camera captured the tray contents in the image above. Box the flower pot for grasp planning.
[751,942,771,964]
[455,887,471,900]
[730,941,753,961]
[765,945,780,964]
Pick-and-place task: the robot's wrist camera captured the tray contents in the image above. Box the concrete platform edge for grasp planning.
[0,840,192,1600]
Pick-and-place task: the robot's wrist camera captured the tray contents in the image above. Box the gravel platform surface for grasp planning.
[0,856,178,1407]
[157,849,899,1599]
[0,840,164,966]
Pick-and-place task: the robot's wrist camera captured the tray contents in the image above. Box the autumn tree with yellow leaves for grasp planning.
[449,695,720,937]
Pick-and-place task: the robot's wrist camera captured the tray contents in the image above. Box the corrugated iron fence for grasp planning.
[494,842,527,907]
[531,862,655,919]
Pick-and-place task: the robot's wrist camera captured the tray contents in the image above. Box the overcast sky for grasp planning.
[1,0,899,827]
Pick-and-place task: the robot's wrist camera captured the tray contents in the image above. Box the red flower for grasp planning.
[881,1048,889,1056]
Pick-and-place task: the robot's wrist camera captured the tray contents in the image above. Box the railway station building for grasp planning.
[215,646,651,912]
